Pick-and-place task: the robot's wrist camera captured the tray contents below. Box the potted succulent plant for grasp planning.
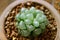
[0,0,60,40]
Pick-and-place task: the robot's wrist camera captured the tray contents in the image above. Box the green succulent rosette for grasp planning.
[15,7,49,37]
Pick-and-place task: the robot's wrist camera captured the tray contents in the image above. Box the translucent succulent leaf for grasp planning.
[15,22,19,28]
[36,13,42,19]
[36,15,45,23]
[19,21,26,29]
[36,10,40,13]
[41,15,49,24]
[15,13,20,21]
[40,23,46,29]
[33,20,39,27]
[30,7,35,11]
[21,8,26,13]
[29,7,36,14]
[41,15,46,19]
[15,22,19,26]
[25,9,29,14]
[18,29,21,34]
[33,28,41,36]
[36,10,43,14]
[21,30,30,37]
[24,19,32,25]
[26,14,34,20]
[36,10,44,14]
[20,13,26,20]
[33,32,38,37]
[44,20,49,25]
[26,25,35,32]
[40,10,44,14]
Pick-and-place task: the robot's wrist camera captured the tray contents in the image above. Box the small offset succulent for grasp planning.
[15,7,49,37]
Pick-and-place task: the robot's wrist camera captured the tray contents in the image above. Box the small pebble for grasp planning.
[5,21,9,24]
[11,11,15,14]
[27,2,31,6]
[12,37,16,40]
[40,6,44,10]
[10,22,14,26]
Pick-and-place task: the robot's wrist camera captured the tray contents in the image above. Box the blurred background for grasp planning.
[0,0,60,16]
[0,0,14,16]
[45,0,60,13]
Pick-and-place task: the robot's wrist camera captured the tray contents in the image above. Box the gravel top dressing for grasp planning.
[4,1,57,40]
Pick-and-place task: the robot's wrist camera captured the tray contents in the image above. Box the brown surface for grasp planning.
[0,0,14,16]
[45,0,53,4]
[54,0,60,13]
[45,0,60,13]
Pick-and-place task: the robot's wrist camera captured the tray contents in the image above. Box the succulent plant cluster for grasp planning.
[15,7,49,37]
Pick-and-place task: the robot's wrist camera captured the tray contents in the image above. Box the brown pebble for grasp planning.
[49,15,52,18]
[23,37,26,40]
[34,37,39,40]
[45,9,48,12]
[20,36,23,40]
[10,16,13,18]
[12,37,16,40]
[53,21,57,26]
[5,26,8,29]
[10,22,14,26]
[7,17,11,21]
[10,31,15,37]
[6,34,10,38]
[26,38,30,40]
[27,2,31,6]
[6,28,10,34]
[51,27,56,30]
[11,26,15,30]
[15,33,18,36]
[42,38,45,40]
[49,20,53,24]
[7,16,13,21]
[35,6,40,9]
[5,21,9,24]
[40,6,44,10]
[46,11,50,15]
[47,24,54,28]
[11,10,15,14]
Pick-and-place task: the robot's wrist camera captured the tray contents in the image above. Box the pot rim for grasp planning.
[0,0,60,40]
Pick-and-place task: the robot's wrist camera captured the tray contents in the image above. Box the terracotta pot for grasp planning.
[0,0,60,40]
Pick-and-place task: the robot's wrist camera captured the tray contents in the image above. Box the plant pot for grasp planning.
[0,0,60,40]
